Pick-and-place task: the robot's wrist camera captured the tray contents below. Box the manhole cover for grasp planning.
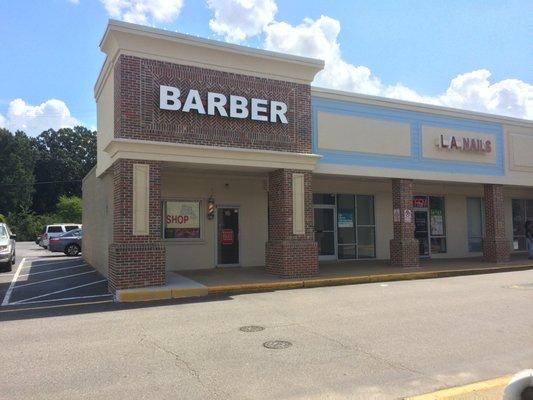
[239,325,265,332]
[263,340,292,349]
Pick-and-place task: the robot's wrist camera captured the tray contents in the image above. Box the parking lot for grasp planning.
[1,242,112,308]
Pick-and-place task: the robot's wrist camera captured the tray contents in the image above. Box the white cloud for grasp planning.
[207,0,277,43]
[100,0,184,24]
[265,16,383,95]
[0,99,80,136]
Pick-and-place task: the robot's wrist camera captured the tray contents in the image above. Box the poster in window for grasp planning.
[165,201,200,238]
[430,208,444,236]
[338,212,354,228]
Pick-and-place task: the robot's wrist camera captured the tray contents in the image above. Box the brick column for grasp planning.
[483,184,510,263]
[108,159,166,293]
[265,169,318,278]
[390,179,419,267]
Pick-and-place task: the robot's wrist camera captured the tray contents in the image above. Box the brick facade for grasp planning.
[483,184,510,263]
[114,54,312,153]
[265,169,318,278]
[108,159,166,292]
[390,179,420,268]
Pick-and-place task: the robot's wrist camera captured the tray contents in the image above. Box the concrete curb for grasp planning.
[115,263,533,302]
[404,374,512,399]
[207,263,533,297]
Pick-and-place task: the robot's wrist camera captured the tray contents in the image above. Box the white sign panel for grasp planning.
[159,85,289,124]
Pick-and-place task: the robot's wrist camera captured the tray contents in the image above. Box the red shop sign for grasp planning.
[413,196,428,208]
[221,229,234,245]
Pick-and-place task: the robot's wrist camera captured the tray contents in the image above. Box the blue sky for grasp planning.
[0,0,531,135]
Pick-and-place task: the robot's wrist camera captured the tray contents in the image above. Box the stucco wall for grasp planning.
[161,170,268,270]
[82,168,113,277]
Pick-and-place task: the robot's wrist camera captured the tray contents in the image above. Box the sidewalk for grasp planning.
[115,256,533,302]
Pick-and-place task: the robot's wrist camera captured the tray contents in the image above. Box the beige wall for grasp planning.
[317,111,411,156]
[82,168,113,277]
[421,124,497,164]
[313,89,533,187]
[161,170,268,270]
[95,67,114,177]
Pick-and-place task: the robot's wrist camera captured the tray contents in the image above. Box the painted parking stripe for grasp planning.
[22,258,82,267]
[1,257,26,306]
[16,293,113,305]
[18,263,88,277]
[12,279,108,304]
[0,299,113,313]
[13,270,97,289]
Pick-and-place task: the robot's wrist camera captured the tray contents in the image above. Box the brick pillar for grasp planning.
[483,184,510,263]
[390,179,419,267]
[108,159,166,293]
[265,169,318,278]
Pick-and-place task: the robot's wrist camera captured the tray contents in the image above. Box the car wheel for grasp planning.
[65,244,80,256]
[1,262,12,272]
[11,254,15,264]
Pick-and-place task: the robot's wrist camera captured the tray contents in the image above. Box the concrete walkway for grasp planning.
[179,256,533,292]
[116,256,533,302]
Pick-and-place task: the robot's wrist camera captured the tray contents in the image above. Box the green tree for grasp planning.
[56,195,82,223]
[32,126,96,213]
[6,209,55,241]
[0,129,38,214]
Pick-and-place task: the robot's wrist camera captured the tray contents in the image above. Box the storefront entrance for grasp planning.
[413,196,447,257]
[314,206,336,260]
[217,207,239,266]
[414,210,430,257]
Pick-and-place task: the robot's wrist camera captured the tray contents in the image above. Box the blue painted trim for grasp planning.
[312,97,505,176]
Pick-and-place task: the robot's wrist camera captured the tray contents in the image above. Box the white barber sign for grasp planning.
[159,85,289,124]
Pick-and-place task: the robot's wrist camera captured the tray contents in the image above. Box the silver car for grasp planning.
[0,223,16,272]
[48,228,82,256]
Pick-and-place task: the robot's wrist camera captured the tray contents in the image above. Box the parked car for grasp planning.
[0,223,16,272]
[48,228,82,256]
[40,224,81,248]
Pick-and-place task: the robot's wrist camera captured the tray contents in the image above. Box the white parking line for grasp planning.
[22,258,82,268]
[18,263,88,277]
[11,279,108,304]
[15,294,113,305]
[13,270,97,289]
[2,257,26,306]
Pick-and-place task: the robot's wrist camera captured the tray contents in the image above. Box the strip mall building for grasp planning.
[83,20,533,293]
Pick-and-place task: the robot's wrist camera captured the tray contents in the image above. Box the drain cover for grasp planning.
[239,325,265,332]
[263,340,292,349]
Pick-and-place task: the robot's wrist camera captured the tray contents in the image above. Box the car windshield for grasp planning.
[0,226,7,238]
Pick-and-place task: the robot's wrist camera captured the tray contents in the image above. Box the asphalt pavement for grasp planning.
[1,245,532,399]
[0,242,111,308]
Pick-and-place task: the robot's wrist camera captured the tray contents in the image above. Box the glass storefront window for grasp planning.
[163,200,202,239]
[313,193,336,205]
[313,193,377,260]
[337,194,356,246]
[356,195,375,225]
[467,197,484,252]
[357,226,375,258]
[512,199,533,251]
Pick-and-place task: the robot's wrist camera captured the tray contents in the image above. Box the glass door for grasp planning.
[314,206,336,260]
[414,210,430,257]
[217,208,239,265]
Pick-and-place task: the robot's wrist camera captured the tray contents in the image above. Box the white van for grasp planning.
[40,224,82,248]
